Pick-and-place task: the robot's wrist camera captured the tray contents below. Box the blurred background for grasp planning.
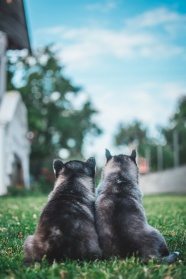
[0,0,186,195]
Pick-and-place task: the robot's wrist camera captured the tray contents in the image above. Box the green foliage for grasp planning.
[0,195,185,278]
[162,95,186,166]
[114,120,149,156]
[7,46,102,178]
[147,144,174,172]
[114,120,161,170]
[7,177,53,197]
[7,186,33,197]
[173,96,186,122]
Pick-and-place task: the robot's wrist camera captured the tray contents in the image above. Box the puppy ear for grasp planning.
[53,159,63,178]
[131,149,137,162]
[105,149,112,162]
[86,157,96,170]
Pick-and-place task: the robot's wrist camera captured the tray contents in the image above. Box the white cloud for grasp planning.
[125,7,186,29]
[54,26,184,71]
[38,7,186,71]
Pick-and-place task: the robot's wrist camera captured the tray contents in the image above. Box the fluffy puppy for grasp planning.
[24,157,102,264]
[95,149,179,263]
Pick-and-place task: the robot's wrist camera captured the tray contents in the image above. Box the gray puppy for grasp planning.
[95,149,179,263]
[24,157,102,264]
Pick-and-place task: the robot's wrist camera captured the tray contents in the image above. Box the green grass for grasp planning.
[0,195,185,279]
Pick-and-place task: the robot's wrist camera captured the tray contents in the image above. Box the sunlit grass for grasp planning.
[0,195,185,279]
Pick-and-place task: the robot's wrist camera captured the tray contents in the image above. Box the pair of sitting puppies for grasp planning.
[24,150,179,264]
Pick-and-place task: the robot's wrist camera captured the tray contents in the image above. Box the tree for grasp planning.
[7,46,102,178]
[114,120,149,156]
[162,95,186,166]
[113,120,173,171]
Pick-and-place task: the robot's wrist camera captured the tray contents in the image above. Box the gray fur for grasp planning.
[24,157,102,264]
[95,150,177,262]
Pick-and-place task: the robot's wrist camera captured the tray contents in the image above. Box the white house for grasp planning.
[0,0,31,196]
[0,91,30,195]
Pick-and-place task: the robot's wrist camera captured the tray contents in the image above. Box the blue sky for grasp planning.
[25,0,186,162]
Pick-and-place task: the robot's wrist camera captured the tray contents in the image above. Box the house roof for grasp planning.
[0,0,31,52]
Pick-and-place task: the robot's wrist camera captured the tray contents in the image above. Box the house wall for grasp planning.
[0,91,30,195]
[6,98,30,187]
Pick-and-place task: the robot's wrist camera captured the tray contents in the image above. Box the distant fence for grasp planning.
[140,165,186,195]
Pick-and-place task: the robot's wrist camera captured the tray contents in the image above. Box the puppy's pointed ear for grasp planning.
[131,149,137,162]
[86,157,96,170]
[105,149,112,162]
[53,159,63,178]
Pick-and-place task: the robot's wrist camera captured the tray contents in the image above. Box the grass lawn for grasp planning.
[0,195,185,279]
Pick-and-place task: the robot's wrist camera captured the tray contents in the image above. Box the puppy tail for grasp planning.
[161,251,179,264]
